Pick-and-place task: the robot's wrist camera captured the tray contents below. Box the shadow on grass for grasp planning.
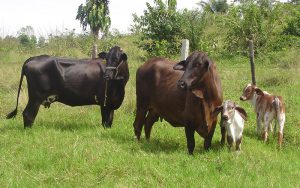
[1,117,101,132]
[102,129,226,155]
[2,118,228,155]
[37,119,100,132]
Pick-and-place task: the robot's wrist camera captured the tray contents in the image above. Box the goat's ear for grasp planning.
[121,53,127,61]
[235,106,247,120]
[204,58,211,70]
[255,88,264,96]
[98,52,107,59]
[211,105,223,117]
[173,60,186,71]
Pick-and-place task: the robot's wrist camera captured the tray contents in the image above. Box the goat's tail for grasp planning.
[273,97,282,133]
[6,58,31,119]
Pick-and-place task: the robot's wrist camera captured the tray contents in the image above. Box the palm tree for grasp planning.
[76,0,111,58]
[198,0,228,14]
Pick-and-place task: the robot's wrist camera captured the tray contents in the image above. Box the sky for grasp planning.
[0,0,200,37]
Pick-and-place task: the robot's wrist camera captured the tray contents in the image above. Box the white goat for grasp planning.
[213,100,247,151]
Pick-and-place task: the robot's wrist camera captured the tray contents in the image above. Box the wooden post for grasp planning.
[249,40,256,85]
[181,39,189,61]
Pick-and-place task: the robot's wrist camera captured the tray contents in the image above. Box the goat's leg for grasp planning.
[256,113,262,135]
[236,137,242,151]
[277,113,286,148]
[227,135,233,151]
[262,115,272,142]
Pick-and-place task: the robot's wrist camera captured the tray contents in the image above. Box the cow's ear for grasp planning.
[255,88,264,96]
[98,52,107,59]
[211,105,223,117]
[121,53,127,61]
[235,106,247,120]
[192,89,204,98]
[173,60,186,71]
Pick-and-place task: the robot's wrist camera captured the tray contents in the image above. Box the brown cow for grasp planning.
[133,51,223,154]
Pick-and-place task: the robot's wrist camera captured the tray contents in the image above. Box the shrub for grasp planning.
[132,0,182,58]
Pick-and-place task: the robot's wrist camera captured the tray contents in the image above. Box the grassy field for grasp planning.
[0,38,299,187]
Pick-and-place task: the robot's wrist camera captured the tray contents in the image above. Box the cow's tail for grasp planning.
[6,58,31,119]
[273,97,281,133]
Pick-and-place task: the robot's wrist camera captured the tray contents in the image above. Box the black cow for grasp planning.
[6,46,129,128]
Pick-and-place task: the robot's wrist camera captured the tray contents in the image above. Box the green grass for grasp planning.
[0,37,299,187]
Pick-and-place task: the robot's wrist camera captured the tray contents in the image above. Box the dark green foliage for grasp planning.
[134,0,299,57]
[180,10,207,51]
[76,0,111,38]
[132,0,182,57]
[222,1,300,55]
[198,0,229,14]
[76,0,111,58]
[282,6,300,36]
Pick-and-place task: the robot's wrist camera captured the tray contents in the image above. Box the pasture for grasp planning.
[0,38,299,187]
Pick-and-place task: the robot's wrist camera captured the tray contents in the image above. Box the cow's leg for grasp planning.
[204,121,217,150]
[101,106,114,128]
[22,99,41,128]
[220,119,226,146]
[185,126,195,155]
[106,110,114,127]
[133,108,147,140]
[144,111,159,141]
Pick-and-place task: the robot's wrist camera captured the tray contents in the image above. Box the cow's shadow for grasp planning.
[1,118,225,155]
[101,130,225,155]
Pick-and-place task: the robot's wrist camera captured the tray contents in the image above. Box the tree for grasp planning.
[133,0,182,57]
[37,36,46,48]
[17,26,37,49]
[76,0,111,58]
[198,0,229,14]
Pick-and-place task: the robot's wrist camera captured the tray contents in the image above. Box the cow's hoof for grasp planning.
[24,125,32,129]
[102,123,112,129]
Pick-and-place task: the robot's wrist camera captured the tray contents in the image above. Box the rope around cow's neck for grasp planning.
[104,79,108,107]
[105,60,124,79]
[103,61,125,107]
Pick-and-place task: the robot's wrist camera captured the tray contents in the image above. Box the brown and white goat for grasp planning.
[240,84,286,147]
[213,100,247,151]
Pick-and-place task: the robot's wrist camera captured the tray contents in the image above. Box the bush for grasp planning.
[223,2,300,55]
[132,0,182,58]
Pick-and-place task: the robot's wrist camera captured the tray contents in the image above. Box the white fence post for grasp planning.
[180,39,189,61]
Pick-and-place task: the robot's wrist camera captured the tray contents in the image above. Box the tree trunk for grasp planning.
[92,31,99,59]
[92,43,98,59]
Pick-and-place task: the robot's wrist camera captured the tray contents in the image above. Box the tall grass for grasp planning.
[0,35,299,187]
